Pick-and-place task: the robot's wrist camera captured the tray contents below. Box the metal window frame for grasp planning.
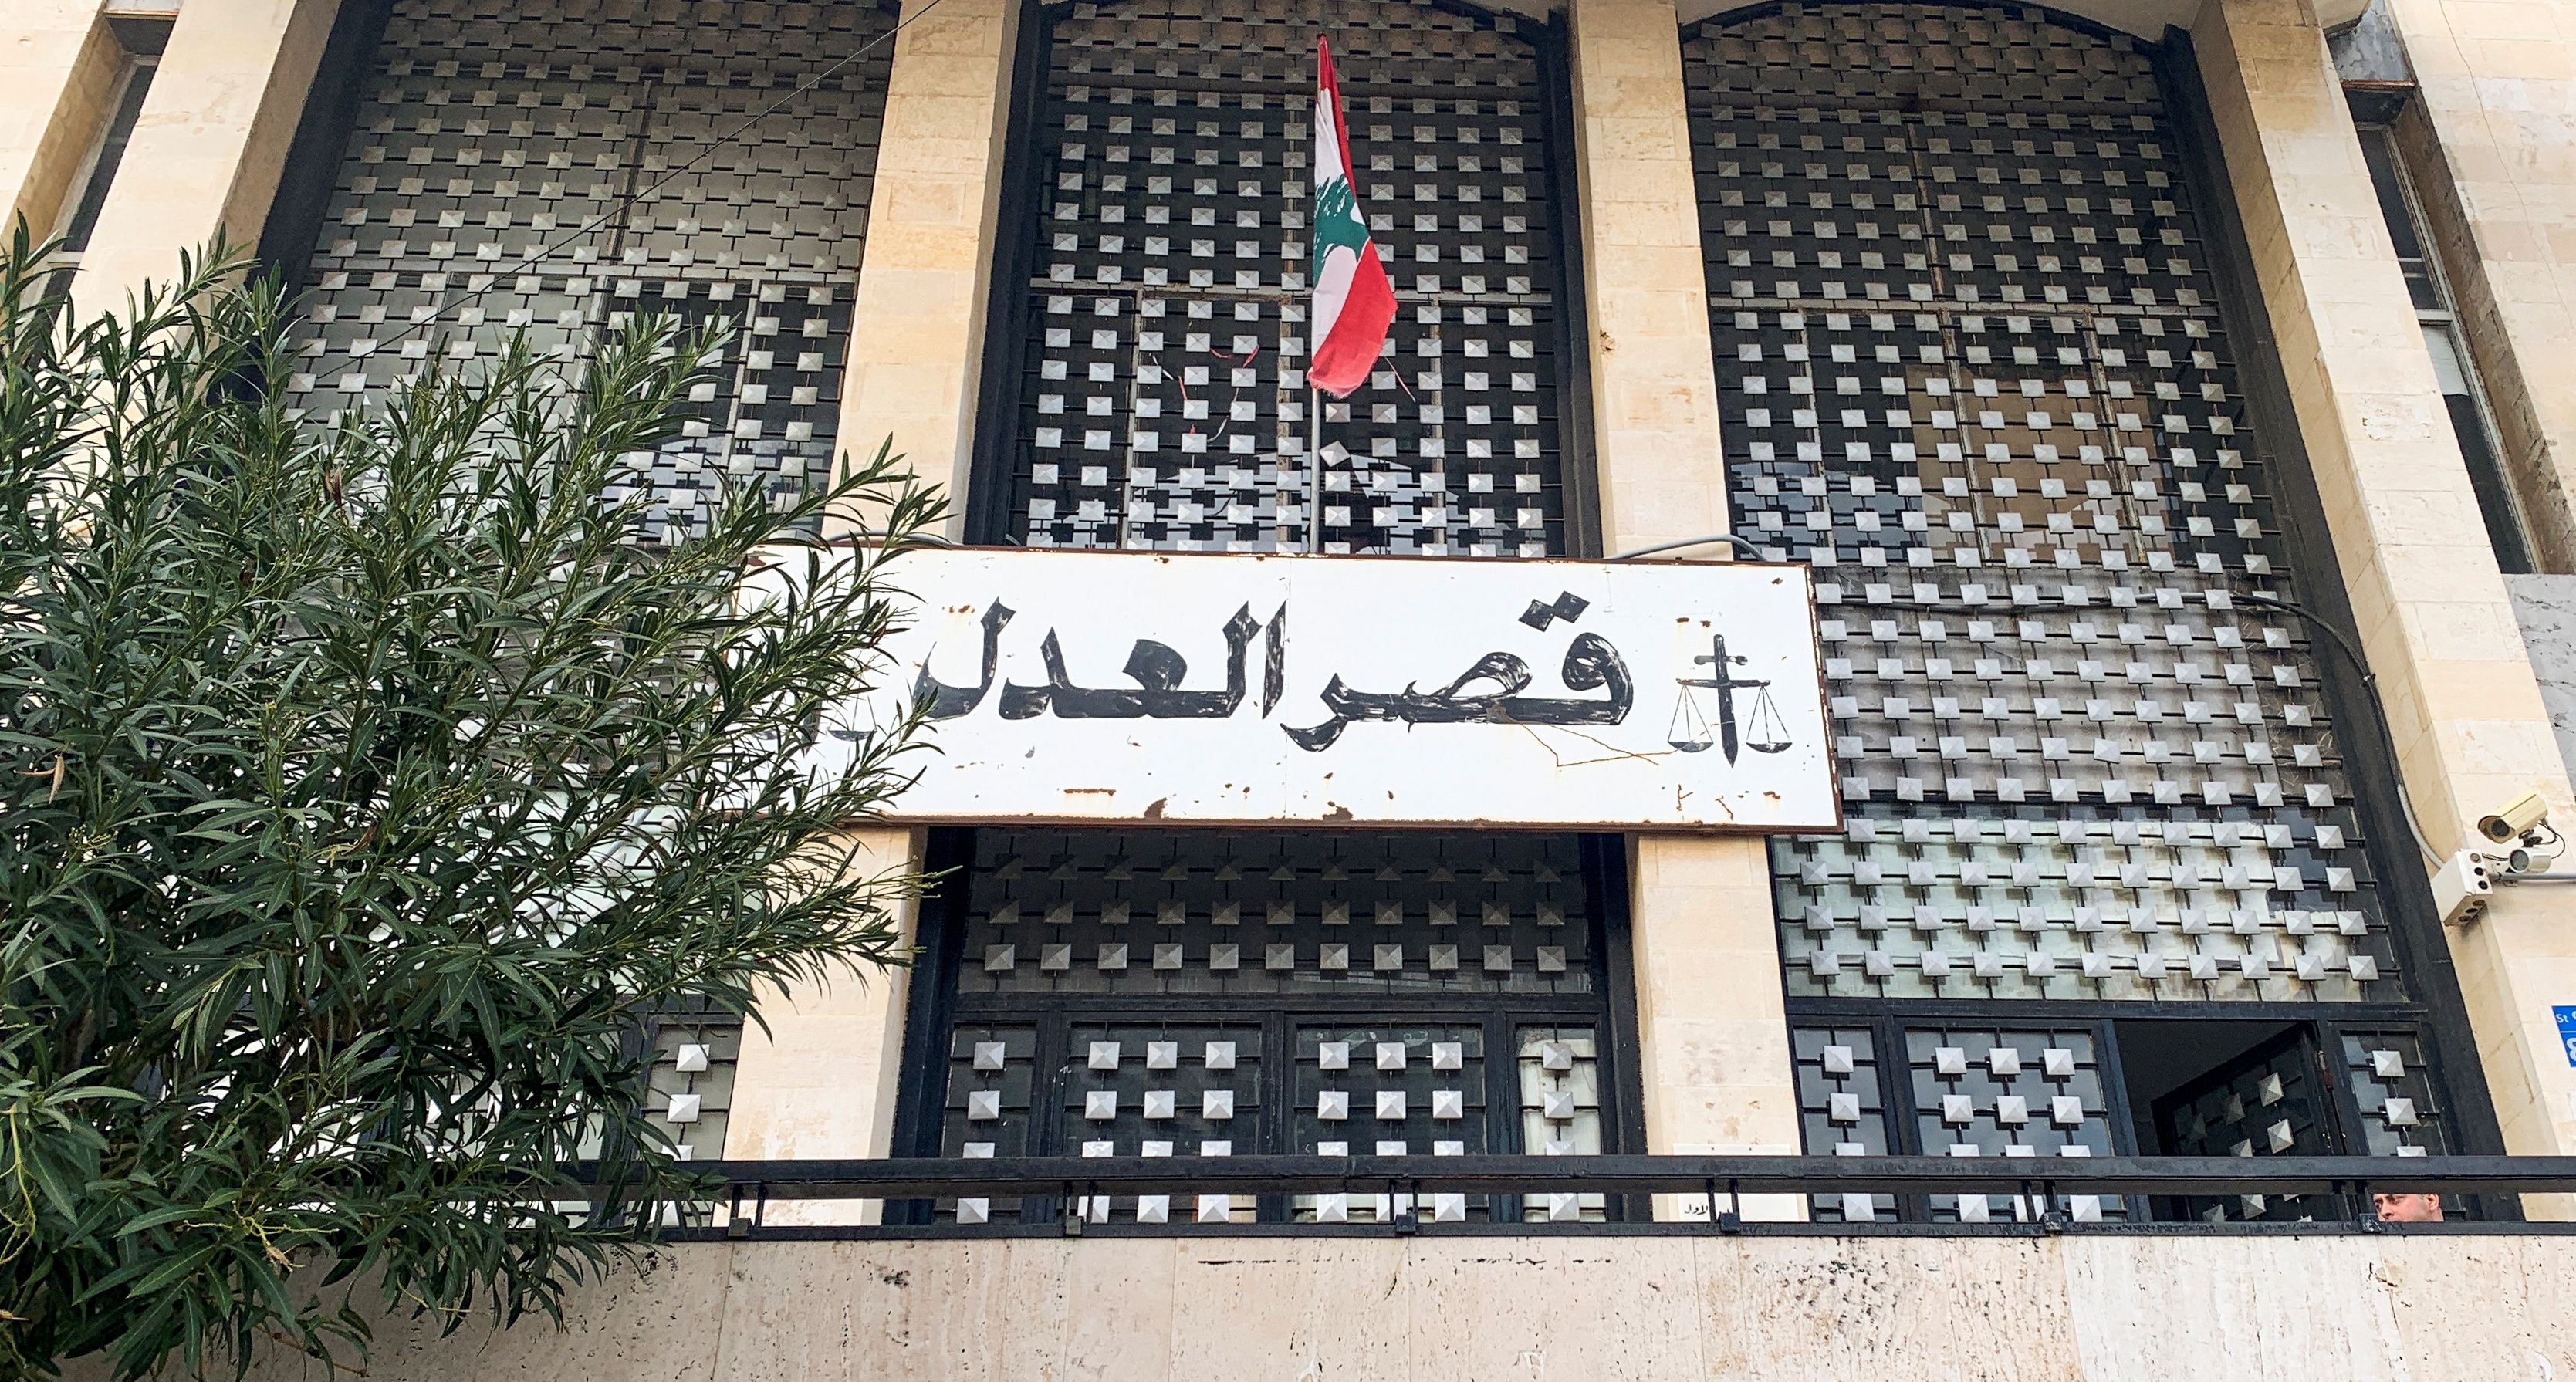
[1789,998,2503,1221]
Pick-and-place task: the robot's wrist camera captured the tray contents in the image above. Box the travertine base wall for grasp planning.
[1,0,117,242]
[2388,0,2576,572]
[726,828,924,1225]
[2193,0,2576,1178]
[1568,0,1804,1221]
[206,1233,2576,1382]
[69,0,338,314]
[830,0,1017,539]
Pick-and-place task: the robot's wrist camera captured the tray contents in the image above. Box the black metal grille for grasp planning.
[999,0,1574,556]
[918,829,1622,1225]
[641,1008,743,1161]
[280,0,896,539]
[1682,4,2399,1004]
[2155,1029,2338,1222]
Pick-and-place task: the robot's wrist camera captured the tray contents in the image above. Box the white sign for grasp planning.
[821,548,1837,832]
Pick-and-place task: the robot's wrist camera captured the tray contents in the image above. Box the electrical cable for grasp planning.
[2228,592,2446,867]
[1607,533,1767,562]
[351,0,954,360]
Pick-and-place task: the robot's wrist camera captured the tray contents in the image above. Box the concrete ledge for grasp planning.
[198,1233,2576,1380]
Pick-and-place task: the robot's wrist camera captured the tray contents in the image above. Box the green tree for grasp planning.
[0,231,938,1379]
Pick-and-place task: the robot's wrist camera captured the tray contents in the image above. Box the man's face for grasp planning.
[2374,1192,2443,1223]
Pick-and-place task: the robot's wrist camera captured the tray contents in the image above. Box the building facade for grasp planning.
[18,0,2576,1371]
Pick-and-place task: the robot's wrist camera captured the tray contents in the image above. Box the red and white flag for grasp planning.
[1307,38,1394,399]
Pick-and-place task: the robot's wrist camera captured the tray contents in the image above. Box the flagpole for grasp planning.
[1308,384,1323,554]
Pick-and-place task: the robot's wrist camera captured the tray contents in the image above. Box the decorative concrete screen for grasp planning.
[277,0,896,540]
[996,0,1576,557]
[1683,4,2409,1007]
[1675,2,2481,1225]
[830,548,1837,831]
[891,0,1640,1226]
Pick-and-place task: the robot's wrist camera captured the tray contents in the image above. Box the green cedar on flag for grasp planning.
[1309,36,1394,399]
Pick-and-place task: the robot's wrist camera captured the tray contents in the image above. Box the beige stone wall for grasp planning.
[2192,0,2576,1176]
[69,0,337,313]
[2388,0,2576,572]
[725,828,925,1225]
[831,0,1019,539]
[1568,0,1803,1221]
[206,1232,2576,1381]
[0,0,118,243]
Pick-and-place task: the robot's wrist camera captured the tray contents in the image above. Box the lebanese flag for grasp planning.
[1308,38,1394,399]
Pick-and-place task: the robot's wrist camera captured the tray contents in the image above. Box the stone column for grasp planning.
[69,0,340,313]
[1,0,118,241]
[2196,0,2576,1188]
[725,826,925,1225]
[1567,0,1805,1221]
[830,0,1020,539]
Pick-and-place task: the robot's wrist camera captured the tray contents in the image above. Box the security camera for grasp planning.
[2476,789,2551,845]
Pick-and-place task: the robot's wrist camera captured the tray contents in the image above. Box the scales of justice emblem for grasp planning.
[1666,634,1793,763]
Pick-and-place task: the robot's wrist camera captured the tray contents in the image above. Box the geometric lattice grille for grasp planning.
[642,1009,742,1162]
[1067,1022,1266,1225]
[925,829,1621,1225]
[1684,4,2401,1003]
[1903,1023,2123,1223]
[956,828,1597,1000]
[2156,1031,2339,1223]
[2338,1029,2453,1158]
[1008,0,1570,556]
[1791,1024,1896,1222]
[1293,1022,1489,1223]
[282,0,894,539]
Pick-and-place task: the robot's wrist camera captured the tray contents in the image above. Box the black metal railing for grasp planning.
[611,1154,2576,1238]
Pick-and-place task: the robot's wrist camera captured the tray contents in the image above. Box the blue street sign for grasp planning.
[2557,1005,2576,1067]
